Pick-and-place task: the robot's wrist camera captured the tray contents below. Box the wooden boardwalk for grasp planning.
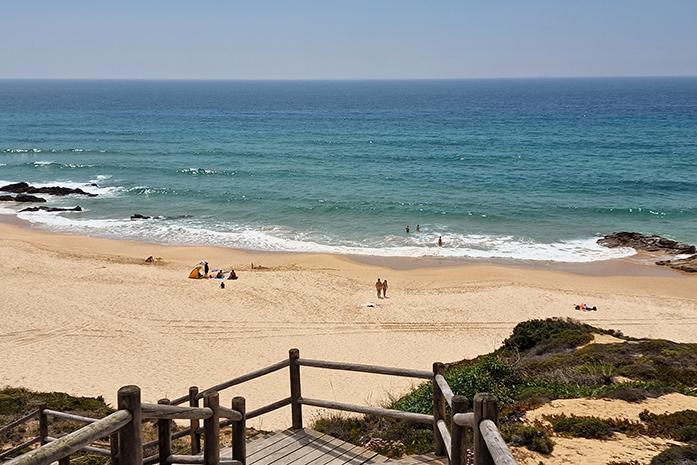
[220,429,447,465]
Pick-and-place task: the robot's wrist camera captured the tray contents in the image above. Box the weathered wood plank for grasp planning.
[435,420,451,459]
[252,431,326,465]
[4,411,131,465]
[297,359,432,380]
[0,437,41,460]
[246,431,305,461]
[43,410,98,424]
[168,455,204,464]
[248,430,318,465]
[479,420,516,465]
[44,437,111,457]
[284,436,348,465]
[141,404,213,421]
[244,431,298,457]
[0,410,40,436]
[298,398,433,425]
[433,375,453,408]
[247,398,291,420]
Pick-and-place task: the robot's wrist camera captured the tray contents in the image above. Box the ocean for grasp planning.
[1,78,696,262]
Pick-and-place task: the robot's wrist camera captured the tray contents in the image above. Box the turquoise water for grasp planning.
[1,78,696,261]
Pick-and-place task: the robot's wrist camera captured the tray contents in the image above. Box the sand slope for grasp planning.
[1,223,697,430]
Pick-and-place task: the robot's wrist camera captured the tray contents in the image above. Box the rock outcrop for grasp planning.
[20,206,83,213]
[13,194,47,203]
[598,232,696,255]
[130,213,151,220]
[0,182,97,197]
[656,255,697,273]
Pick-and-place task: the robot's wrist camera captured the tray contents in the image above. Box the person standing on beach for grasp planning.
[382,279,388,298]
[375,278,383,299]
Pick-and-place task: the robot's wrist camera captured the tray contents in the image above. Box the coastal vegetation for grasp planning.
[313,318,697,463]
[3,319,697,465]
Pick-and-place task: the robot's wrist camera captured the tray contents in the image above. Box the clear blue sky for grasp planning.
[3,0,696,79]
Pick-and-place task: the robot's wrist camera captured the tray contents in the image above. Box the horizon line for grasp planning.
[1,74,697,82]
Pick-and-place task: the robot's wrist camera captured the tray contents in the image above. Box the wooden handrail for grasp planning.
[247,397,291,420]
[3,410,131,465]
[218,406,243,422]
[479,420,516,465]
[298,397,433,424]
[297,358,433,379]
[434,374,454,407]
[436,420,451,458]
[0,352,518,465]
[0,410,40,436]
[452,412,475,427]
[170,360,288,405]
[141,403,213,420]
[0,437,41,460]
[44,437,111,457]
[167,455,204,464]
[43,410,99,424]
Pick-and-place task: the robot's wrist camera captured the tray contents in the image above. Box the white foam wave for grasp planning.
[178,167,235,176]
[4,148,42,153]
[32,161,97,169]
[14,212,636,263]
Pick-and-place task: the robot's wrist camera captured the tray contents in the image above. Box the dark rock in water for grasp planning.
[13,194,47,203]
[0,182,97,197]
[0,195,15,201]
[0,182,30,193]
[656,255,697,273]
[131,213,151,220]
[598,232,696,254]
[27,186,97,197]
[20,205,83,213]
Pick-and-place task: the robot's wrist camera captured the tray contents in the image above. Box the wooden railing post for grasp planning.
[110,432,119,465]
[117,385,143,465]
[432,363,446,457]
[38,405,48,445]
[157,399,171,465]
[473,393,497,465]
[450,396,469,465]
[289,348,302,430]
[202,391,220,465]
[189,386,201,454]
[231,397,246,465]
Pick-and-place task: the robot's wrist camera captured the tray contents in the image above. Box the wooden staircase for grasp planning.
[221,429,447,465]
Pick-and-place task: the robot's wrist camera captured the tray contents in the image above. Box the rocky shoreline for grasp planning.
[599,232,697,273]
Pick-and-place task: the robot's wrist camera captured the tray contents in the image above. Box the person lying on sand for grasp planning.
[575,303,597,311]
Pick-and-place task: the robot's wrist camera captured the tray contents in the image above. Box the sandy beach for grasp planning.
[1,222,696,429]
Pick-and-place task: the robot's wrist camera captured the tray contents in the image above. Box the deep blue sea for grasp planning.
[1,78,696,262]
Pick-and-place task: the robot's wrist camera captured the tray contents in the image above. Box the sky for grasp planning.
[2,0,697,80]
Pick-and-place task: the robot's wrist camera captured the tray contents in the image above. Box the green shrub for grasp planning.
[640,409,697,443]
[499,423,554,454]
[0,387,112,416]
[548,415,613,439]
[392,355,518,415]
[501,318,602,355]
[649,445,697,465]
[602,387,650,402]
